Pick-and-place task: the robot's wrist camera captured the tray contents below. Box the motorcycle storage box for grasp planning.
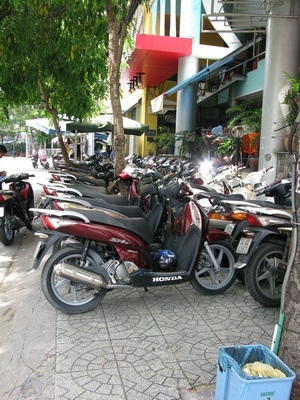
[215,345,295,400]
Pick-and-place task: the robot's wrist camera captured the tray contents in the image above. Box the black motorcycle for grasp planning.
[0,173,35,245]
[256,176,292,208]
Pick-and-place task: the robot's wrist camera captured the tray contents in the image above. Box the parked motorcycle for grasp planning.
[255,176,292,208]
[233,211,293,307]
[31,172,237,314]
[0,173,35,245]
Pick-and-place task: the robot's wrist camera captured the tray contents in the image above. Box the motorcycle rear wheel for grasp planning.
[244,243,285,307]
[0,211,15,245]
[191,241,237,295]
[41,247,107,314]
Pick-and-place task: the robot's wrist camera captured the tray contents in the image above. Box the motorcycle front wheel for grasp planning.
[191,241,237,295]
[0,210,15,245]
[244,243,285,307]
[41,247,107,314]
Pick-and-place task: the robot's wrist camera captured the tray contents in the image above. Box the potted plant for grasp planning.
[282,70,300,151]
[226,101,262,170]
[153,126,175,154]
[216,136,235,161]
[176,130,206,159]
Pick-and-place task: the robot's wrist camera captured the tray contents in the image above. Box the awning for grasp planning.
[151,36,262,112]
[26,118,57,135]
[26,118,70,134]
[120,34,192,89]
[67,115,149,136]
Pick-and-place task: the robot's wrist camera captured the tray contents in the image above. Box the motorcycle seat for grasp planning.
[55,196,143,218]
[59,185,109,196]
[243,200,284,209]
[68,207,153,243]
[60,171,107,187]
[209,193,245,205]
[0,190,16,196]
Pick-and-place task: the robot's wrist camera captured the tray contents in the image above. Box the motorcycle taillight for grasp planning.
[246,213,263,227]
[51,174,62,181]
[208,212,229,221]
[43,186,52,195]
[40,215,78,230]
[0,193,11,201]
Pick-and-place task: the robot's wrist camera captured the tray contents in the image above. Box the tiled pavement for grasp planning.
[0,158,279,400]
[53,282,277,400]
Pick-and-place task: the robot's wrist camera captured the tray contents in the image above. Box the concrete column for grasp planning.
[259,0,300,180]
[175,0,202,155]
[151,0,158,35]
[170,0,177,37]
[159,0,166,36]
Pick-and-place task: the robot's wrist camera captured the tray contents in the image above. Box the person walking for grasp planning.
[0,144,8,187]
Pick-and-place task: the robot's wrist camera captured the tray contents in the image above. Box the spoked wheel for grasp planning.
[191,241,237,295]
[244,243,285,307]
[41,247,107,314]
[0,210,15,245]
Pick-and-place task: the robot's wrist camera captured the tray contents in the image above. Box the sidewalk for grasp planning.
[0,158,278,400]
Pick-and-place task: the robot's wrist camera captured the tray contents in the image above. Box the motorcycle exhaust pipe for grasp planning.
[54,263,108,289]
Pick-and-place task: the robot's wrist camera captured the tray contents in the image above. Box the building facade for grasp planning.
[121,0,299,179]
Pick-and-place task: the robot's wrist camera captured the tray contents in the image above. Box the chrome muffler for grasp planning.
[54,263,108,289]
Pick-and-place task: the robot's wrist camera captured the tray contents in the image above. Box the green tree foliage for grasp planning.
[0,0,148,170]
[0,0,109,161]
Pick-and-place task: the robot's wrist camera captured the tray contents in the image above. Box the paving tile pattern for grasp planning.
[54,283,278,400]
[0,159,279,400]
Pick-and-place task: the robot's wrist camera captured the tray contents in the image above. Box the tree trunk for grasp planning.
[106,3,127,176]
[278,122,300,399]
[38,79,70,164]
[279,225,300,399]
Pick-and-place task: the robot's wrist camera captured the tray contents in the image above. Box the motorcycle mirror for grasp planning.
[264,153,272,162]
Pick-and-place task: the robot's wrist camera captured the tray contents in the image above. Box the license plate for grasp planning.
[0,207,4,217]
[224,223,235,235]
[236,237,253,254]
[33,241,45,260]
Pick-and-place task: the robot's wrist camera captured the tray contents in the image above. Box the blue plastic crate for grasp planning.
[215,345,295,400]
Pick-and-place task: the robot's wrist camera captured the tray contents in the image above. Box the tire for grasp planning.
[0,210,15,245]
[41,247,107,314]
[244,243,285,307]
[191,241,237,295]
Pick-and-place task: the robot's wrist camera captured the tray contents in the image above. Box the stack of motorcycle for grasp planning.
[32,162,243,314]
[29,154,292,313]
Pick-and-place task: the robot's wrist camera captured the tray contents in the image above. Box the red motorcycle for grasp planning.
[31,173,237,314]
[0,173,35,245]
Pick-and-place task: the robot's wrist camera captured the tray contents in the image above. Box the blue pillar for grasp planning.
[175,0,202,155]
